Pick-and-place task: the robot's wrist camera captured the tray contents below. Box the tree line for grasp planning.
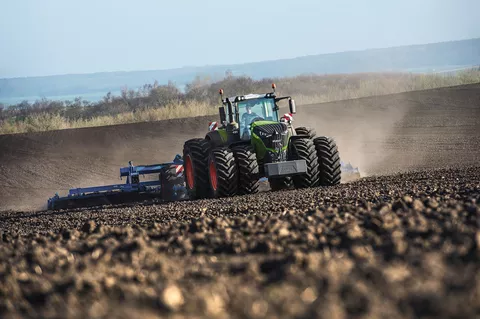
[1,70,478,124]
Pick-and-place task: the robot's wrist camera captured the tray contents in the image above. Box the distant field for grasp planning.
[1,69,479,135]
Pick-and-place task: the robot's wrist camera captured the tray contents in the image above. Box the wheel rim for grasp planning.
[209,160,218,191]
[185,155,194,189]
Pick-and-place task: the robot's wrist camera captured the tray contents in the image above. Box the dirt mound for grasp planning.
[1,166,479,318]
[0,83,479,211]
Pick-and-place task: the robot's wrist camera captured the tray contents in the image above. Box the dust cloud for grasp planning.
[291,95,415,177]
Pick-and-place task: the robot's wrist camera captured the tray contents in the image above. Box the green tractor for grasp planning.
[182,84,342,199]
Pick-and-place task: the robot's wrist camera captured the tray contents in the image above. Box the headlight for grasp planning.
[258,131,272,138]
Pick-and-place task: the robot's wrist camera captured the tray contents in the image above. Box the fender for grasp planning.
[205,129,227,147]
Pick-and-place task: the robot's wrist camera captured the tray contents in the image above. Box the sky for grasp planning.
[0,0,479,78]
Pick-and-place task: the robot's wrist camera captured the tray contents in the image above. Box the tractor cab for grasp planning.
[218,84,296,141]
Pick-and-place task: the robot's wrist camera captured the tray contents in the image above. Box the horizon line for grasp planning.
[1,36,478,81]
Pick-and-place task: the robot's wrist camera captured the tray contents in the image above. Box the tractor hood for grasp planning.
[251,121,288,139]
[250,121,290,162]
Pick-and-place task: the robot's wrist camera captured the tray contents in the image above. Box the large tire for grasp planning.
[314,136,341,186]
[289,137,320,188]
[160,166,177,201]
[183,138,211,199]
[232,144,260,195]
[208,147,238,198]
[295,126,316,139]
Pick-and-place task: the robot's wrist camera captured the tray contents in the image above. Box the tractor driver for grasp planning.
[241,102,261,126]
[241,101,263,139]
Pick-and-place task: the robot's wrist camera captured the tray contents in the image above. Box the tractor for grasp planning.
[182,84,342,199]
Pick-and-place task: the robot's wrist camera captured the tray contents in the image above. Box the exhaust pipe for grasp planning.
[226,99,234,123]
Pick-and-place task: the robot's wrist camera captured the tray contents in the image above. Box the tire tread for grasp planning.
[290,138,320,188]
[232,144,260,195]
[183,138,211,199]
[210,147,238,197]
[314,136,341,186]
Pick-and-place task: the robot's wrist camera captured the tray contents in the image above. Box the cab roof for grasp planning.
[227,92,275,103]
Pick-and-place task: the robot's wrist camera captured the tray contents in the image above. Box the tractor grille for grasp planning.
[253,123,289,162]
[253,123,287,135]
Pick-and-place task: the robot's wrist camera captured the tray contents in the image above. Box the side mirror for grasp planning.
[219,106,226,123]
[289,99,296,114]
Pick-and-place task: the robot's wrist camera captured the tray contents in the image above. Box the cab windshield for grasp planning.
[237,98,278,128]
[234,98,278,140]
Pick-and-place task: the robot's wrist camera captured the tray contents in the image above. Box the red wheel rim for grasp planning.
[209,160,218,191]
[185,155,194,189]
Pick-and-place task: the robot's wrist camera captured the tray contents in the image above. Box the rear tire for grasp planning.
[314,136,341,186]
[290,137,320,188]
[208,147,238,198]
[295,127,316,139]
[232,144,260,195]
[183,138,211,199]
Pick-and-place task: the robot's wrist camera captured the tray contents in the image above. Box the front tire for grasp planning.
[208,147,238,198]
[183,138,211,199]
[314,136,341,186]
[289,137,320,188]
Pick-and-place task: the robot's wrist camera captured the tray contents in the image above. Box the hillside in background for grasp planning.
[1,37,479,105]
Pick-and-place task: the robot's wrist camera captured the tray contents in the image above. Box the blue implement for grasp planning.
[47,154,186,210]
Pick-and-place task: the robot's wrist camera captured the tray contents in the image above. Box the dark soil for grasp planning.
[1,166,479,318]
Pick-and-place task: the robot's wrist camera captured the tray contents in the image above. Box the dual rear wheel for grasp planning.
[183,140,260,199]
[286,135,342,189]
[295,126,341,186]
